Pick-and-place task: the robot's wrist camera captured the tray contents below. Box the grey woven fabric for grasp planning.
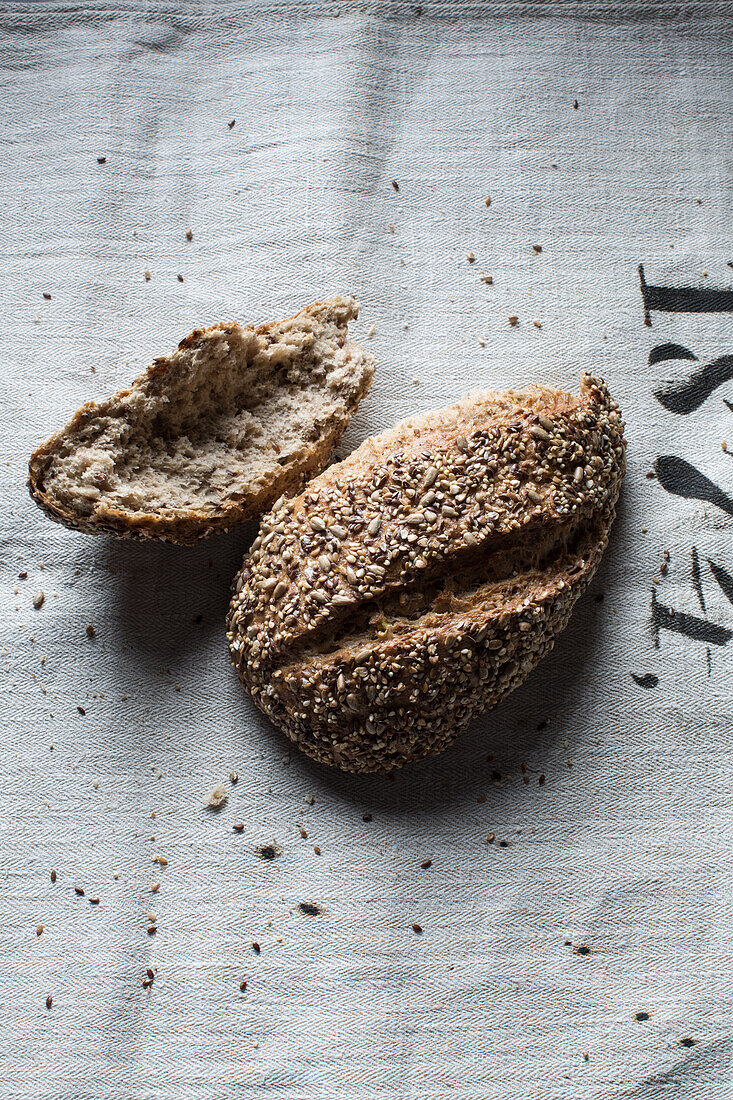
[2,3,732,1097]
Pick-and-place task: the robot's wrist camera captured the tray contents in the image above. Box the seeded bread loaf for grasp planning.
[28,298,374,544]
[227,373,626,774]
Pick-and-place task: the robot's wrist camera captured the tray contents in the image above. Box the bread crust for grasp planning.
[28,298,373,545]
[227,373,626,773]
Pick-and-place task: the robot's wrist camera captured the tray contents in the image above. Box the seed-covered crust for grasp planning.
[227,373,626,773]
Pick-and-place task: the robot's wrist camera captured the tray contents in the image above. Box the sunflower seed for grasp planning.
[537,414,554,432]
[318,555,331,572]
[530,425,550,441]
[309,516,326,532]
[405,513,424,525]
[574,466,584,482]
[272,581,287,600]
[331,525,348,539]
[526,488,543,504]
[346,566,358,585]
[346,694,360,712]
[367,518,381,537]
[423,466,438,487]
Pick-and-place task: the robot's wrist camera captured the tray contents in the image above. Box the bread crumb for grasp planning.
[185,228,193,241]
[480,273,493,284]
[152,855,168,867]
[722,441,727,452]
[533,320,542,329]
[177,274,184,283]
[150,882,160,892]
[532,244,543,254]
[466,251,475,263]
[204,783,228,809]
[484,196,491,206]
[33,591,45,610]
[229,770,239,784]
[508,316,519,326]
[367,324,376,338]
[228,119,236,129]
[144,270,151,281]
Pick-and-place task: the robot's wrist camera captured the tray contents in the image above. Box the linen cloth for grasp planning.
[1,2,732,1097]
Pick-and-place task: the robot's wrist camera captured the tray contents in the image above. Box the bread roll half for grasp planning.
[28,298,374,544]
[228,373,626,773]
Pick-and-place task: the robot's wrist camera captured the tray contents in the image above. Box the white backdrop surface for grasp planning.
[1,3,733,1098]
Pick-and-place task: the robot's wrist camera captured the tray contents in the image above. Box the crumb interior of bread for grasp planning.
[40,314,371,519]
[294,515,595,666]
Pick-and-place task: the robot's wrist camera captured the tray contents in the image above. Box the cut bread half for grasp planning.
[28,297,374,544]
